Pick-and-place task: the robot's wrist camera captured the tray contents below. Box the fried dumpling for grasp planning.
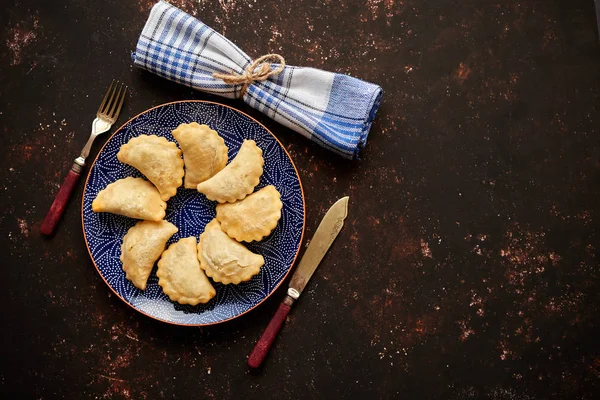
[92,177,167,221]
[216,185,282,242]
[171,122,228,189]
[196,140,264,203]
[117,135,184,201]
[198,219,265,285]
[120,220,178,290]
[157,236,216,305]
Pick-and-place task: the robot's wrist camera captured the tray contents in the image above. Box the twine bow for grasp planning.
[213,54,286,98]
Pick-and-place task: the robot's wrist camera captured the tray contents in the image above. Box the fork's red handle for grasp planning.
[40,162,83,236]
[248,295,295,368]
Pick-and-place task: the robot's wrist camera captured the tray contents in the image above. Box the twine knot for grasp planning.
[213,54,286,98]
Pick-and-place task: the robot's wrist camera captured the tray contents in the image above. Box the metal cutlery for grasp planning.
[40,80,127,235]
[248,196,350,368]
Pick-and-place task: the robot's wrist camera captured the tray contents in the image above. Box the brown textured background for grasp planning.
[2,0,600,398]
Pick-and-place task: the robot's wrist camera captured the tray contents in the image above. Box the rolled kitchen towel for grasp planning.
[132,1,383,159]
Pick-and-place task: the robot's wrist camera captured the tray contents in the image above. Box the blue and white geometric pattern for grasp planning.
[132,1,383,159]
[82,101,305,325]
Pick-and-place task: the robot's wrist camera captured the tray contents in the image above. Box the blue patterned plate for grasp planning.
[82,101,305,325]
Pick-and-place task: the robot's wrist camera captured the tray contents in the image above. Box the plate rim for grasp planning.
[80,100,306,326]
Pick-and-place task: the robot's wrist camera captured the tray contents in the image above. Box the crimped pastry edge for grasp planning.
[91,177,166,221]
[120,220,178,290]
[171,123,229,189]
[215,186,283,242]
[197,222,264,285]
[117,135,185,201]
[156,237,216,305]
[196,140,264,203]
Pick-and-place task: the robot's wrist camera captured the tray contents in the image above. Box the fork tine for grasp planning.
[111,85,127,120]
[102,81,120,115]
[107,82,124,119]
[97,80,115,114]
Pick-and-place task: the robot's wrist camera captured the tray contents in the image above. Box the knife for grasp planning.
[247,196,350,368]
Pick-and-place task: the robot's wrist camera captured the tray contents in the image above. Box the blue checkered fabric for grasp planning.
[132,1,383,159]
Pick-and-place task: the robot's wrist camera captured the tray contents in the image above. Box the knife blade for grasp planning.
[288,196,349,298]
[247,196,349,368]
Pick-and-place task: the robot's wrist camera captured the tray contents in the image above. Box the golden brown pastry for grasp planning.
[120,220,178,290]
[197,219,265,285]
[117,135,184,201]
[216,185,282,242]
[196,140,264,203]
[91,177,166,221]
[157,236,216,305]
[171,122,228,189]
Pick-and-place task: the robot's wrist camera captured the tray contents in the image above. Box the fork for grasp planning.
[40,80,127,235]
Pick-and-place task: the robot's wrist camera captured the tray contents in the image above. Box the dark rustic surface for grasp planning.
[2,0,600,398]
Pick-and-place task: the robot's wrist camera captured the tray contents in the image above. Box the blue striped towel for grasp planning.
[132,1,383,159]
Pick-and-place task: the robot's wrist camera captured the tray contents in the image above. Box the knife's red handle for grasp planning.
[248,295,295,368]
[40,163,82,236]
